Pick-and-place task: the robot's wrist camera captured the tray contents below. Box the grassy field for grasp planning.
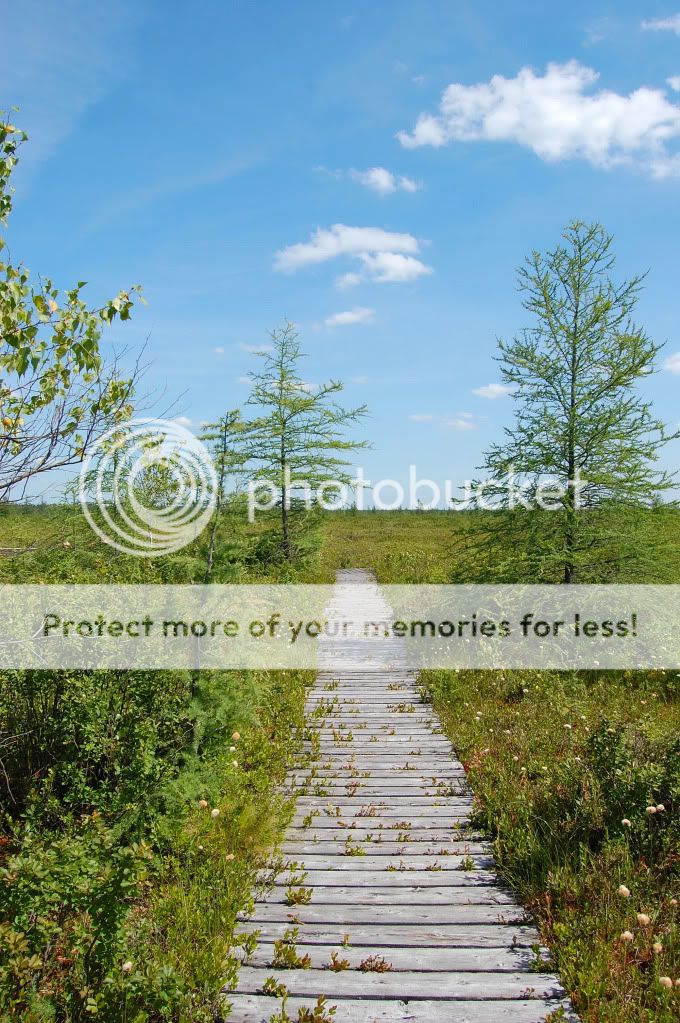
[1,505,679,1021]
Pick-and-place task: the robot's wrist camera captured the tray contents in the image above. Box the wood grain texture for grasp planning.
[224,995,575,1023]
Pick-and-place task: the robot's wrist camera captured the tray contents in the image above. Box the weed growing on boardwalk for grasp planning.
[326,952,350,971]
[285,885,313,906]
[272,928,312,970]
[358,955,393,972]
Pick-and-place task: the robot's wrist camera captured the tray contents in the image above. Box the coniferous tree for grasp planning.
[244,322,367,559]
[200,409,247,582]
[476,221,678,583]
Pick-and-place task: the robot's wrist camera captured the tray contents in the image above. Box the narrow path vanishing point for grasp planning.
[227,570,576,1022]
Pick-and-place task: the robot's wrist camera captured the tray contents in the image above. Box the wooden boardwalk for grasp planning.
[227,570,575,1022]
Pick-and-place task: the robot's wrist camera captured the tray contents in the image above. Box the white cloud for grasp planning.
[358,251,433,282]
[583,16,616,46]
[397,176,420,193]
[275,223,433,285]
[274,224,420,271]
[237,375,251,385]
[444,416,478,431]
[335,271,363,289]
[173,416,193,428]
[663,351,680,374]
[397,61,680,178]
[325,307,375,328]
[642,14,680,35]
[239,341,273,353]
[409,414,435,422]
[349,167,420,194]
[472,382,513,399]
[668,76,680,92]
[313,164,343,181]
[213,346,225,355]
[351,375,369,384]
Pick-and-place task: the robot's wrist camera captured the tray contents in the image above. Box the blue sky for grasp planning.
[3,0,680,498]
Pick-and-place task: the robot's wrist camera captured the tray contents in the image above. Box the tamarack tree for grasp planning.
[199,410,247,581]
[0,114,142,500]
[244,321,367,559]
[477,221,678,583]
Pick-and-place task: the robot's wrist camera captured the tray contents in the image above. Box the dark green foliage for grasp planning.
[199,412,248,582]
[0,668,192,824]
[0,505,314,1021]
[243,321,368,559]
[475,221,679,583]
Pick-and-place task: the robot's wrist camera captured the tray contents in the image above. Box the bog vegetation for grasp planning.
[324,512,680,1023]
[1,116,679,1022]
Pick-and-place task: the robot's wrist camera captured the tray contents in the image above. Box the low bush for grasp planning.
[422,668,680,1022]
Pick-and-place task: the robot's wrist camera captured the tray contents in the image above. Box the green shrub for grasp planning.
[425,668,680,1023]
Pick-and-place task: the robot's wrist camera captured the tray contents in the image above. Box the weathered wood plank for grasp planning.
[286,781,466,789]
[288,813,475,824]
[284,829,481,843]
[292,793,472,802]
[289,774,467,784]
[232,967,564,1000]
[291,773,467,781]
[305,723,440,730]
[234,922,541,948]
[289,812,476,822]
[293,761,462,769]
[307,742,447,748]
[257,885,514,905]
[288,789,469,800]
[224,995,572,1023]
[279,840,490,855]
[306,713,434,719]
[288,814,476,822]
[306,717,438,723]
[243,904,528,926]
[233,944,545,971]
[293,764,464,772]
[273,854,494,871]
[306,714,433,720]
[299,754,459,761]
[264,869,495,887]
